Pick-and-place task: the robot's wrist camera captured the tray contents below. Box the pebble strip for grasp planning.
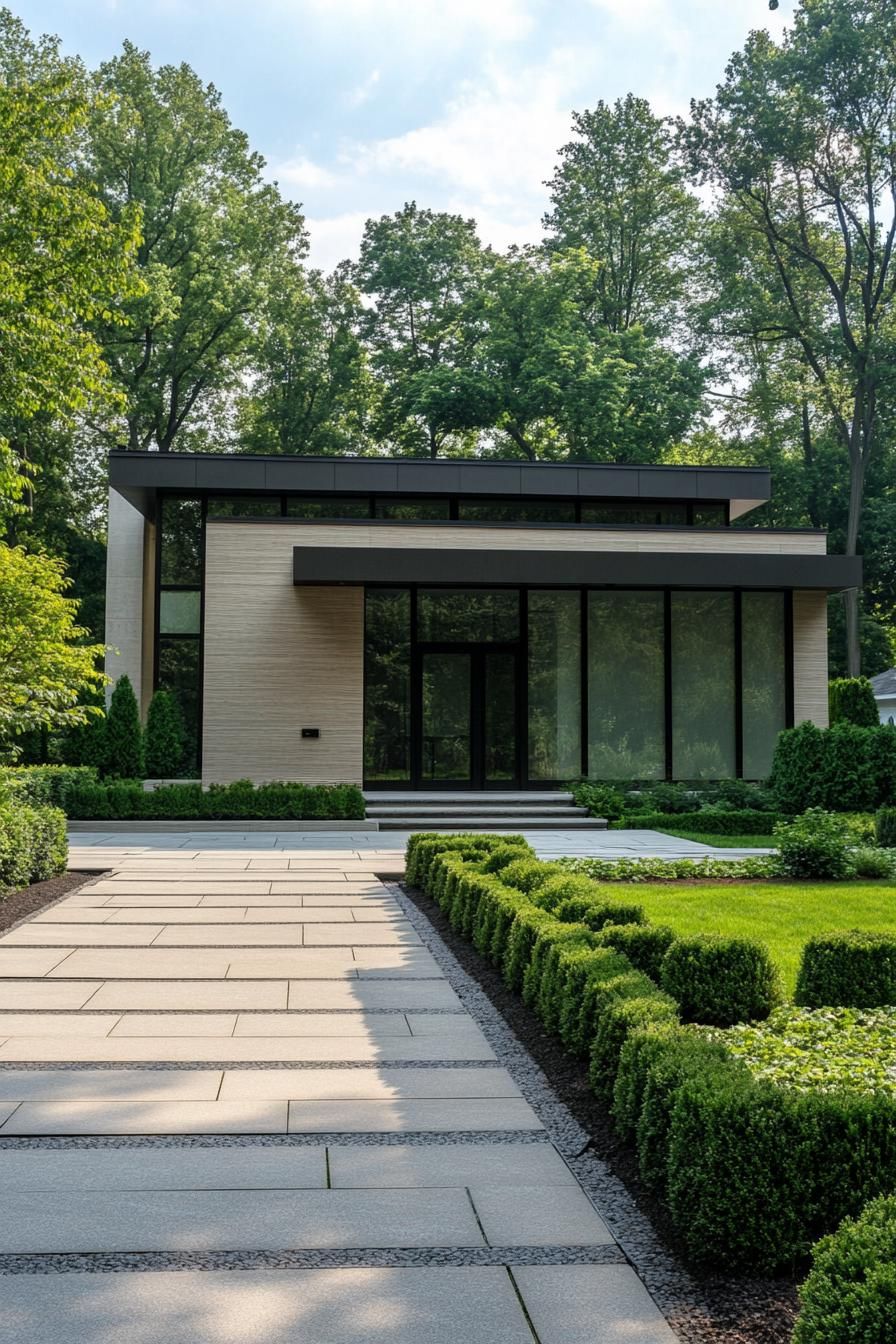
[0,1059,502,1072]
[0,1130,553,1151]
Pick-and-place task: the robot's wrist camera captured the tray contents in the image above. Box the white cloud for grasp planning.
[305,210,370,271]
[291,0,535,45]
[347,68,380,109]
[274,154,338,191]
[586,0,794,37]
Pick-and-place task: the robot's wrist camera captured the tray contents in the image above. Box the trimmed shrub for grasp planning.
[875,807,896,849]
[870,725,896,812]
[554,895,645,931]
[62,779,365,822]
[498,857,558,894]
[660,935,780,1026]
[503,904,561,992]
[144,690,185,779]
[0,766,97,810]
[596,922,676,981]
[618,809,781,835]
[795,933,896,1009]
[477,841,532,874]
[823,723,878,813]
[589,992,678,1099]
[775,808,852,879]
[770,721,829,813]
[527,926,596,1024]
[0,793,67,892]
[104,676,144,780]
[793,1195,896,1344]
[532,872,613,911]
[771,722,896,814]
[829,676,879,728]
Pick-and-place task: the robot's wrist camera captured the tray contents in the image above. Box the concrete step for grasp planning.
[367,805,590,818]
[364,792,576,804]
[377,816,608,830]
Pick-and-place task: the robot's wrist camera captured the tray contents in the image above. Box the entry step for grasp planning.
[374,815,608,830]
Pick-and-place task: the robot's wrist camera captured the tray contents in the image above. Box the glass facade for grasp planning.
[156,496,204,774]
[742,592,787,779]
[363,589,411,782]
[587,591,665,780]
[527,591,582,781]
[418,589,519,643]
[671,591,737,779]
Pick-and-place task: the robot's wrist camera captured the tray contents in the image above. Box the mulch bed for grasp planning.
[404,882,801,1344]
[0,872,101,935]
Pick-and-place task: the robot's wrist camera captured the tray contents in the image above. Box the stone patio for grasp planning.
[0,842,679,1343]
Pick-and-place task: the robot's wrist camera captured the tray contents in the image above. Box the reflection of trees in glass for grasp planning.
[418,590,519,643]
[671,592,735,779]
[742,593,786,780]
[157,638,200,775]
[421,653,471,780]
[528,591,581,780]
[364,590,410,781]
[588,592,665,779]
[206,497,280,518]
[160,498,202,585]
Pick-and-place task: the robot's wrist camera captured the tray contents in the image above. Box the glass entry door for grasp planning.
[418,645,519,788]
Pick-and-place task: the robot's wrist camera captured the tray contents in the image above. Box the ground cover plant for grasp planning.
[717,1006,896,1097]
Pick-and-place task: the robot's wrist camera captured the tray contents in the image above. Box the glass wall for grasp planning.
[527,591,581,780]
[671,591,736,779]
[364,589,411,782]
[156,497,203,774]
[742,592,787,779]
[588,592,665,779]
[418,589,519,643]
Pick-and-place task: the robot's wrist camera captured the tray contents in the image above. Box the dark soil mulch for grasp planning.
[404,882,801,1344]
[0,871,102,934]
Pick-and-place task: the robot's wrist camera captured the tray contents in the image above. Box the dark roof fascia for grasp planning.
[108,451,771,517]
[291,545,861,594]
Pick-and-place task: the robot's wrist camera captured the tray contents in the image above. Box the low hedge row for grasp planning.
[0,791,67,892]
[616,810,781,836]
[792,1195,896,1343]
[61,779,366,821]
[406,832,893,1274]
[796,932,896,1009]
[0,766,98,810]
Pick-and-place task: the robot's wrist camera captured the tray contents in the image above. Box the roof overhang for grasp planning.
[292,546,861,593]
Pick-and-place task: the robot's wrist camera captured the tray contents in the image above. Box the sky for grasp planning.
[16,0,795,270]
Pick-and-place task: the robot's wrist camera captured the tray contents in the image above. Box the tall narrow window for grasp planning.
[527,591,581,780]
[588,592,665,779]
[364,589,411,782]
[671,591,736,778]
[157,496,203,774]
[742,592,787,779]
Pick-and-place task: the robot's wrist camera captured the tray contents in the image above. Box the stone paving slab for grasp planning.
[231,1012,413,1037]
[470,1185,614,1246]
[302,924,421,946]
[218,1067,521,1101]
[85,980,289,1010]
[0,1069,222,1102]
[0,1266,535,1344]
[153,926,306,946]
[286,981,462,1011]
[0,1035,496,1064]
[31,909,117,923]
[513,1264,678,1343]
[0,1014,121,1037]
[0,1100,289,1135]
[286,1098,543,1133]
[0,1187,485,1253]
[0,981,103,1008]
[0,925,165,947]
[102,907,358,923]
[46,950,234,980]
[0,949,76,977]
[327,1142,577,1189]
[109,1014,239,1037]
[0,1146,328,1192]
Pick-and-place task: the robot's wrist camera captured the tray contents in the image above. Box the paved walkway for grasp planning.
[0,847,678,1343]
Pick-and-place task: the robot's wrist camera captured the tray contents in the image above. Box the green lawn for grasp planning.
[626,881,896,995]
[656,828,778,849]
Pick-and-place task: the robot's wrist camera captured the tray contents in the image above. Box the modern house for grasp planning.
[105,451,860,791]
[871,668,896,726]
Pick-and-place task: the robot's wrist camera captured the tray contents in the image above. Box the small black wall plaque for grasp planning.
[301,728,320,739]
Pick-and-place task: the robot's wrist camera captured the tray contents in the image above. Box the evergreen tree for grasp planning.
[144,689,184,779]
[104,675,143,779]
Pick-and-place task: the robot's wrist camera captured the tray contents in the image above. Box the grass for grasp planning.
[655,828,778,849]
[618,881,896,995]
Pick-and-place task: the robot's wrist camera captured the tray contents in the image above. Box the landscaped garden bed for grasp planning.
[403,829,896,1342]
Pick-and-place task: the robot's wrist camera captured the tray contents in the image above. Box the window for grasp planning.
[157,497,203,773]
[671,591,736,778]
[581,504,688,526]
[528,590,581,780]
[418,589,519,643]
[458,500,576,524]
[159,497,202,585]
[157,637,201,775]
[206,496,281,518]
[286,497,370,519]
[588,592,665,779]
[741,592,787,778]
[693,505,727,528]
[159,590,201,636]
[374,497,450,520]
[364,590,411,782]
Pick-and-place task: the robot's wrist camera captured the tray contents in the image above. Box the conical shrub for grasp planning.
[144,689,185,779]
[104,675,144,779]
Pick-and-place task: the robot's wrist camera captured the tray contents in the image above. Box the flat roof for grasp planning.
[108,451,771,519]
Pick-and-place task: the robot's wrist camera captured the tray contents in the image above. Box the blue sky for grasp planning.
[17,0,795,269]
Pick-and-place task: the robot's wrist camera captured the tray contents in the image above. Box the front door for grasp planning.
[417,645,519,788]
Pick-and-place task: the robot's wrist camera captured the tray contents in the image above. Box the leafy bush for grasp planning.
[770,721,827,813]
[793,1195,896,1344]
[721,1006,896,1096]
[850,847,896,879]
[104,676,143,780]
[0,765,98,809]
[0,789,67,892]
[796,933,896,1009]
[618,809,781,835]
[144,690,185,779]
[63,778,365,821]
[775,809,852,879]
[571,781,626,821]
[829,676,879,728]
[556,853,780,882]
[771,722,896,814]
[875,808,896,849]
[660,934,780,1026]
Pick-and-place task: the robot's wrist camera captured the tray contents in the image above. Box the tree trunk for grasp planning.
[842,405,867,678]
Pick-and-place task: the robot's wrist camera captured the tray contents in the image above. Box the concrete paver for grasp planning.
[0,1146,327,1191]
[470,1185,615,1246]
[513,1264,678,1342]
[327,1141,578,1189]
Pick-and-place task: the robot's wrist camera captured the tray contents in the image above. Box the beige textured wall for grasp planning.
[139,519,156,719]
[202,523,364,785]
[291,522,828,556]
[104,488,147,710]
[793,590,830,727]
